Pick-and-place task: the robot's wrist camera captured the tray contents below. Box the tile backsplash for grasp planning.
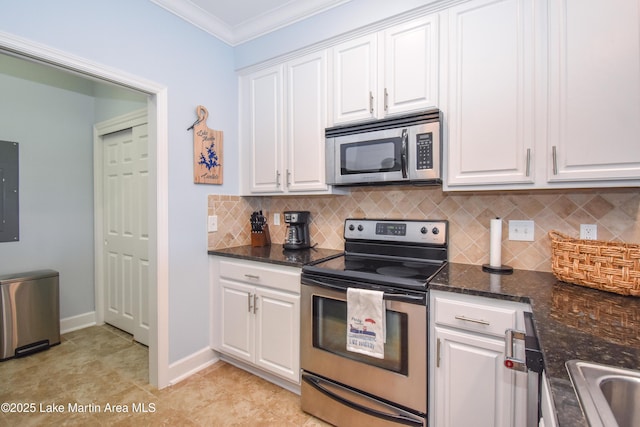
[208,187,640,272]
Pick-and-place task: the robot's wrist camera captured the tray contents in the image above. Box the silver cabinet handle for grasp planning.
[552,146,558,175]
[384,88,389,112]
[244,274,260,280]
[286,169,291,187]
[369,91,374,114]
[253,294,258,314]
[436,338,441,368]
[276,170,281,187]
[247,293,253,313]
[505,328,527,372]
[525,148,531,177]
[454,315,490,326]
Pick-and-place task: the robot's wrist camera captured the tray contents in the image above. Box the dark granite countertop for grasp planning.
[431,263,640,427]
[207,247,640,426]
[208,244,343,268]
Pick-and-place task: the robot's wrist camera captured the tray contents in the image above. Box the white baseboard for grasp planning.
[168,347,219,386]
[218,354,301,395]
[60,311,97,334]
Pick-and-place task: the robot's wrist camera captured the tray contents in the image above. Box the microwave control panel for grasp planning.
[416,133,433,170]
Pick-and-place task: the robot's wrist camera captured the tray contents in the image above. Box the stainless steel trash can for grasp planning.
[0,269,60,360]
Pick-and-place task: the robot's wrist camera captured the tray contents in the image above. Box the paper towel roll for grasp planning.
[489,218,502,267]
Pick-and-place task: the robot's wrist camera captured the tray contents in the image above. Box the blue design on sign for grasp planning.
[198,140,221,171]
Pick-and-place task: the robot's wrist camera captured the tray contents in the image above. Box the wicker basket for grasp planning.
[549,230,640,297]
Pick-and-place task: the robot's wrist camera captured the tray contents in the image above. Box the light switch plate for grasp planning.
[509,220,535,241]
[273,213,280,226]
[207,215,218,232]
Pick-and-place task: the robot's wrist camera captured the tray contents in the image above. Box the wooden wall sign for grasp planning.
[191,105,223,184]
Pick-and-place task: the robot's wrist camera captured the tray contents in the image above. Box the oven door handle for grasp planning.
[303,374,423,426]
[302,277,425,304]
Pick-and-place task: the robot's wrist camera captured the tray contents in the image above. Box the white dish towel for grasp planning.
[346,287,386,359]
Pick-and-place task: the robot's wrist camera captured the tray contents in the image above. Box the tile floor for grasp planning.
[0,324,328,426]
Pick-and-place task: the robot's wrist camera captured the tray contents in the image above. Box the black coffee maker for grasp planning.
[283,211,311,250]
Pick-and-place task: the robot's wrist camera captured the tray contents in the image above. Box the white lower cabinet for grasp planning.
[429,290,529,427]
[211,256,301,385]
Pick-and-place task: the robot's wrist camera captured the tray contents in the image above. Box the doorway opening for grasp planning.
[0,33,169,388]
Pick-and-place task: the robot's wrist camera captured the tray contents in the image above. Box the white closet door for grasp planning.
[103,124,149,345]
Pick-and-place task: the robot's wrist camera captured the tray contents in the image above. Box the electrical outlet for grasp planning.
[207,215,218,232]
[273,213,280,226]
[509,220,535,241]
[580,224,597,240]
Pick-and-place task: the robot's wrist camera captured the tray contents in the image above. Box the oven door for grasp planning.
[301,277,427,419]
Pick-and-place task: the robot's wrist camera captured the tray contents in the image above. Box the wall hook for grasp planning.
[187,105,209,131]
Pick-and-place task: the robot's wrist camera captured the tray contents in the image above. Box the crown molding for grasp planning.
[150,0,351,46]
[150,0,235,44]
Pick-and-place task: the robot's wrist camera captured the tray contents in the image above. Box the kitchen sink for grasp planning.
[566,360,640,427]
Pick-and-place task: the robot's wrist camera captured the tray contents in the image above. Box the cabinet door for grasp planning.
[219,280,254,363]
[331,34,378,124]
[247,66,284,193]
[383,15,439,116]
[445,0,536,186]
[433,326,517,427]
[286,51,329,192]
[254,287,300,383]
[547,0,640,182]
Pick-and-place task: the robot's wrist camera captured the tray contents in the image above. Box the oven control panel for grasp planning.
[344,219,447,246]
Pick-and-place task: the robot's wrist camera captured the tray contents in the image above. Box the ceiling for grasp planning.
[150,0,352,46]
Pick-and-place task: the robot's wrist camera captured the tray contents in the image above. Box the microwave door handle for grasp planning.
[401,129,408,178]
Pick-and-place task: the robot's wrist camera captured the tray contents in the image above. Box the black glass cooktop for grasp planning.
[303,253,446,290]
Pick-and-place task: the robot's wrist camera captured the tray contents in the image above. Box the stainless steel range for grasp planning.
[300,218,448,427]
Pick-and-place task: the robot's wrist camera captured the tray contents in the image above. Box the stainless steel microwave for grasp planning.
[325,109,442,186]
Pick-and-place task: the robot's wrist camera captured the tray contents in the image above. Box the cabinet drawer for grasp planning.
[433,294,517,337]
[218,259,301,294]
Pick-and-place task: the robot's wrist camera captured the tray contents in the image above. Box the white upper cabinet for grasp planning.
[444,0,640,190]
[240,51,337,195]
[239,2,640,193]
[285,51,330,192]
[331,34,378,124]
[443,0,537,187]
[547,0,640,182]
[330,15,439,125]
[243,65,284,193]
[382,16,439,116]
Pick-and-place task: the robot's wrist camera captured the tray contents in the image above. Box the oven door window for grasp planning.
[312,295,408,374]
[340,138,401,175]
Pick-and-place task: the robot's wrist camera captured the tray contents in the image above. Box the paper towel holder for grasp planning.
[483,217,513,274]
[482,263,513,274]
